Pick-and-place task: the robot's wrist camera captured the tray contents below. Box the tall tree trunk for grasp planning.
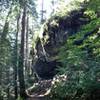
[25,15,29,72]
[51,0,55,15]
[18,6,26,98]
[14,14,20,99]
[41,0,46,24]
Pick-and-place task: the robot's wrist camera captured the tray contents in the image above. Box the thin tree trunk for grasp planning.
[14,14,20,99]
[25,15,29,72]
[41,0,45,24]
[18,6,26,98]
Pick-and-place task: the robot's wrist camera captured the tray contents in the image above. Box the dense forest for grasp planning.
[0,0,100,100]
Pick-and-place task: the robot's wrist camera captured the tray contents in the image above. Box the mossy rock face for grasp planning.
[32,7,91,79]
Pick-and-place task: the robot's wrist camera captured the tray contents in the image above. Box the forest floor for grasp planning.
[26,79,52,100]
[27,96,48,100]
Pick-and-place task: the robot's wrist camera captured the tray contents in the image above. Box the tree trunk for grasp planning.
[14,14,20,99]
[25,15,29,72]
[18,6,26,98]
[41,0,46,24]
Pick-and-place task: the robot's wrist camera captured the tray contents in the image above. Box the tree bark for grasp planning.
[18,6,26,98]
[25,15,29,72]
[14,14,20,99]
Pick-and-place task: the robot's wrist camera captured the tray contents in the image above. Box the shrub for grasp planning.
[50,16,100,100]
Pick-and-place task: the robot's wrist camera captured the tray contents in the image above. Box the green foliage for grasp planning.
[51,35,100,100]
[84,9,97,19]
[0,21,12,100]
[17,96,24,100]
[87,0,100,12]
[52,0,83,18]
[0,0,39,98]
[50,1,100,99]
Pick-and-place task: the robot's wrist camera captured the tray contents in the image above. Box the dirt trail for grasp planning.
[26,80,52,100]
[27,96,47,100]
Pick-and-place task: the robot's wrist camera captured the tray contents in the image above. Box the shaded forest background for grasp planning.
[0,0,100,100]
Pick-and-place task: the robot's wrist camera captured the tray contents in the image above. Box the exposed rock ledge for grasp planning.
[32,7,90,79]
